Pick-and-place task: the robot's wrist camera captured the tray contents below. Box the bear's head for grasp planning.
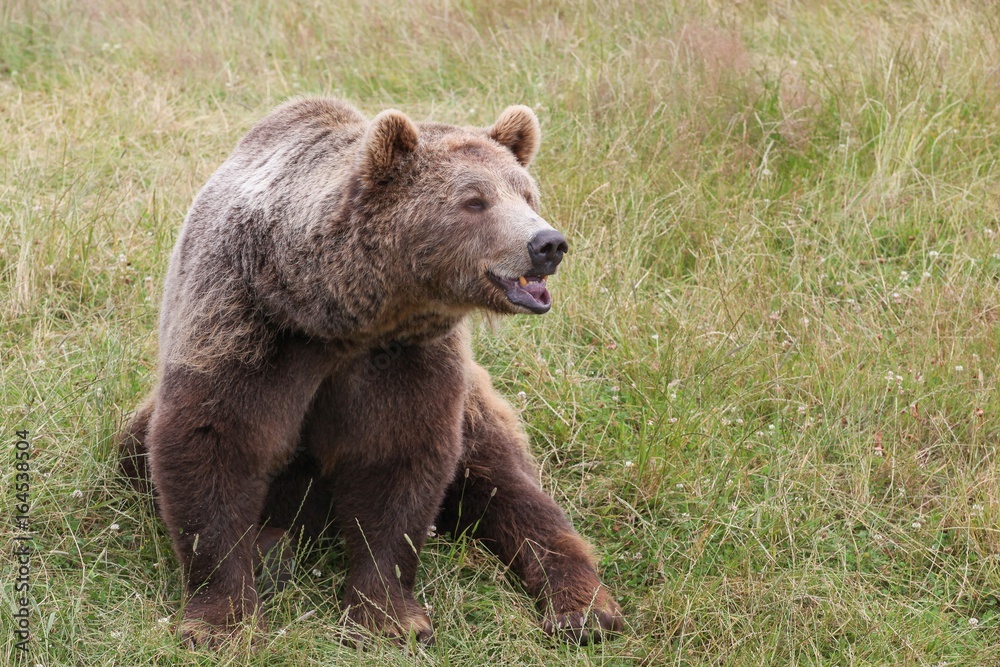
[356,105,568,316]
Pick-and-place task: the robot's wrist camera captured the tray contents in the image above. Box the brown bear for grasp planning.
[118,97,623,647]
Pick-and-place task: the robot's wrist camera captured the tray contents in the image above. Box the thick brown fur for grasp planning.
[118,97,622,647]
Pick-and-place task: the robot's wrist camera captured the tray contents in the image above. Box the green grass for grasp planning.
[3,0,1000,664]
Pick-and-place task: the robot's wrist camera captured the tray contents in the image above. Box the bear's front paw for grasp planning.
[179,597,264,649]
[344,596,434,647]
[542,591,624,644]
[179,618,232,649]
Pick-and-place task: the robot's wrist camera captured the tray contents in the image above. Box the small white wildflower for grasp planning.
[736,418,744,425]
[911,521,922,529]
[668,417,678,424]
[797,405,806,414]
[651,334,659,340]
[516,391,527,400]
[928,250,940,258]
[768,424,775,431]
[109,523,120,531]
[675,483,684,489]
[669,392,677,401]
[157,617,169,624]
[955,365,964,372]
[71,489,83,499]
[985,229,995,236]
[118,253,126,263]
[922,271,932,278]
[624,460,634,468]
[969,617,980,627]
[769,311,781,321]
[900,271,909,280]
[311,568,323,578]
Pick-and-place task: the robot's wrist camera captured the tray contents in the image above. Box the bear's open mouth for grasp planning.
[487,272,552,314]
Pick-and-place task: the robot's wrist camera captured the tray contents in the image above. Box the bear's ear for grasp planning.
[360,109,420,184]
[488,105,540,168]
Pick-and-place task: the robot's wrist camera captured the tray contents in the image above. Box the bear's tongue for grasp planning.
[507,275,551,313]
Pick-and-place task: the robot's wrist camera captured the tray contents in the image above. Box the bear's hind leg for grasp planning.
[437,365,623,643]
[118,394,156,498]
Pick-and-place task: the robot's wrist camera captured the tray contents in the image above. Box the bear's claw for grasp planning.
[343,600,435,647]
[542,599,624,644]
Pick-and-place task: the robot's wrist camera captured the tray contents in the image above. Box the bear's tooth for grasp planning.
[518,276,528,287]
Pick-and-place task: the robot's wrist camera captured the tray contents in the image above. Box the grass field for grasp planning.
[3,0,1000,664]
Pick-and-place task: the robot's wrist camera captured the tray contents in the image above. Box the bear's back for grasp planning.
[236,97,367,158]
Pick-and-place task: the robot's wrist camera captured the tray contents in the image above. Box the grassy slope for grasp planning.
[2,0,1000,664]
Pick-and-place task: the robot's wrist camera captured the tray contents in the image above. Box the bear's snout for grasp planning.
[527,229,568,275]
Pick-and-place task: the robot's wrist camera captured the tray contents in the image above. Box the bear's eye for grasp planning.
[464,197,488,212]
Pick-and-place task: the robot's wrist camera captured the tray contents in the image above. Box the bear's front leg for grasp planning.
[437,365,624,643]
[305,337,468,645]
[328,460,453,645]
[148,343,333,646]
[149,401,268,646]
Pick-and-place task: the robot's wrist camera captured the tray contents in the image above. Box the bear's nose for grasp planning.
[527,229,569,274]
